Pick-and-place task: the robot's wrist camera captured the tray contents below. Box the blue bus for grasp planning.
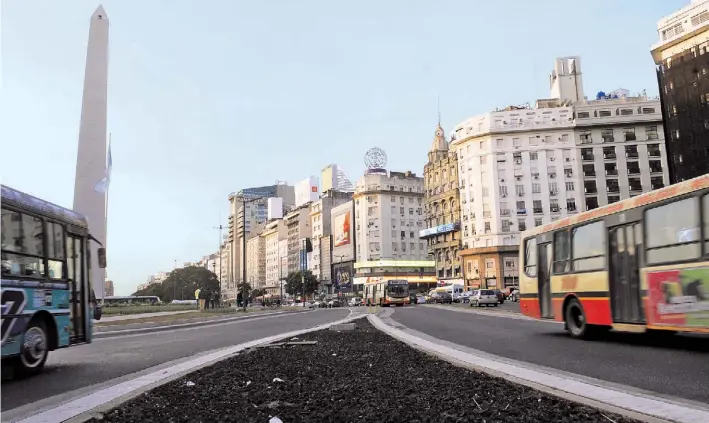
[1,185,105,376]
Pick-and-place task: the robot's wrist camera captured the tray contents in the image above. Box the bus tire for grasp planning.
[17,318,49,376]
[564,298,591,339]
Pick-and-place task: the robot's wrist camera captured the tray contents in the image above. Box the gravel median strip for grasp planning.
[86,318,638,423]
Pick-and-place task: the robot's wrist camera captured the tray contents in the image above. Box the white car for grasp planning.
[469,289,498,307]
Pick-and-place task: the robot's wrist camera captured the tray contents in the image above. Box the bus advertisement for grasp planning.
[1,185,106,375]
[518,174,709,339]
[363,279,410,307]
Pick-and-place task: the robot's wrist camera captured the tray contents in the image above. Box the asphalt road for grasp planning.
[390,306,709,404]
[391,307,709,403]
[1,308,350,412]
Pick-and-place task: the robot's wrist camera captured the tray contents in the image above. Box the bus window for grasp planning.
[524,238,537,277]
[1,209,45,277]
[645,197,701,264]
[553,231,570,273]
[571,221,605,271]
[46,222,65,280]
[703,194,709,253]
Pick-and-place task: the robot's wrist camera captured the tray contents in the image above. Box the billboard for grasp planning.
[333,211,351,247]
[645,267,709,329]
[333,261,354,292]
[294,176,319,207]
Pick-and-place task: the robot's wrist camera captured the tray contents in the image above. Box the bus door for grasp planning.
[608,223,644,323]
[66,234,87,343]
[538,242,553,319]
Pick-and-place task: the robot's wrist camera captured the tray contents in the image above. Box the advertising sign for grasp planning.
[333,212,351,247]
[646,267,709,328]
[333,262,354,291]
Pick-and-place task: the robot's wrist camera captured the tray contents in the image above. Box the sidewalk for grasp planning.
[96,310,194,322]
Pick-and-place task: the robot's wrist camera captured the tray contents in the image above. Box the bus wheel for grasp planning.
[18,319,49,376]
[564,299,591,339]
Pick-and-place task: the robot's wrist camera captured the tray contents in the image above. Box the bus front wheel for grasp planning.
[17,319,49,376]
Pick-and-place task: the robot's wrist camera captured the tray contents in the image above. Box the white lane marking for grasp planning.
[14,310,356,423]
[94,310,300,338]
[420,304,562,324]
[369,315,709,423]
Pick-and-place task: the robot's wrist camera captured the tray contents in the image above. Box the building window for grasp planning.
[518,219,526,231]
[645,126,659,140]
[622,128,636,141]
[584,181,597,194]
[532,184,541,193]
[567,199,577,212]
[645,197,701,264]
[515,185,525,196]
[566,181,574,191]
[484,222,491,233]
[533,200,543,214]
[577,112,590,119]
[535,218,543,227]
[599,110,612,117]
[579,130,592,144]
[530,152,538,161]
[501,220,511,232]
[601,129,614,143]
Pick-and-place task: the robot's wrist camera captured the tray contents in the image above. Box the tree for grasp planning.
[285,270,319,298]
[133,266,220,303]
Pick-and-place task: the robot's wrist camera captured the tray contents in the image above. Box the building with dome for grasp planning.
[421,122,463,284]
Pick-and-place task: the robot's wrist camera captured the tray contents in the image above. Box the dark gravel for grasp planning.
[88,318,640,423]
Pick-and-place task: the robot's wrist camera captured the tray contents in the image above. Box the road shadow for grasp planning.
[542,330,709,352]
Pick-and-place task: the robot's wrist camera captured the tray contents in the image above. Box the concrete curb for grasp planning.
[94,309,313,338]
[11,310,367,423]
[369,314,709,423]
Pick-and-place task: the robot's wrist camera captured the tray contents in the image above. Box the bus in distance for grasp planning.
[518,174,709,339]
[363,279,410,307]
[1,185,106,375]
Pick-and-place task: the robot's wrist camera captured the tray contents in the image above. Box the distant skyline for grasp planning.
[0,0,687,295]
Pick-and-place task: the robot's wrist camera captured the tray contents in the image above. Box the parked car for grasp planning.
[433,292,453,304]
[469,289,498,307]
[508,288,520,302]
[493,289,505,304]
[328,299,343,308]
[348,297,363,307]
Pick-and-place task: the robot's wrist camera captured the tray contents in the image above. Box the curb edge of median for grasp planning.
[368,314,707,423]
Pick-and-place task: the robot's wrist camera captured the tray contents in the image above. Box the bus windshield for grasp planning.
[387,282,409,297]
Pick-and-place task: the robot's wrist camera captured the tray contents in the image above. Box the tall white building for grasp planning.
[450,56,671,291]
[352,169,436,293]
[452,102,573,289]
[574,91,670,209]
[246,234,266,289]
[262,219,288,293]
[308,191,352,286]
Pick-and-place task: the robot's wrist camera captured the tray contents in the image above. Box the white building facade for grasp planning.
[574,92,670,210]
[263,219,288,293]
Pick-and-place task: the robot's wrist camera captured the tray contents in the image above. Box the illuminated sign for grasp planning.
[418,222,459,238]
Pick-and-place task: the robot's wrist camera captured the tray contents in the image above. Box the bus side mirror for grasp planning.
[98,247,107,268]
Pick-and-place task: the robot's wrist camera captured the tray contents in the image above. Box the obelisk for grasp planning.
[73,5,109,299]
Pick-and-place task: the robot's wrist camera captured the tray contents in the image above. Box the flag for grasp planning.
[94,137,113,194]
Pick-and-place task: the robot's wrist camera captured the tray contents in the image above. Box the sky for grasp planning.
[0,0,687,295]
